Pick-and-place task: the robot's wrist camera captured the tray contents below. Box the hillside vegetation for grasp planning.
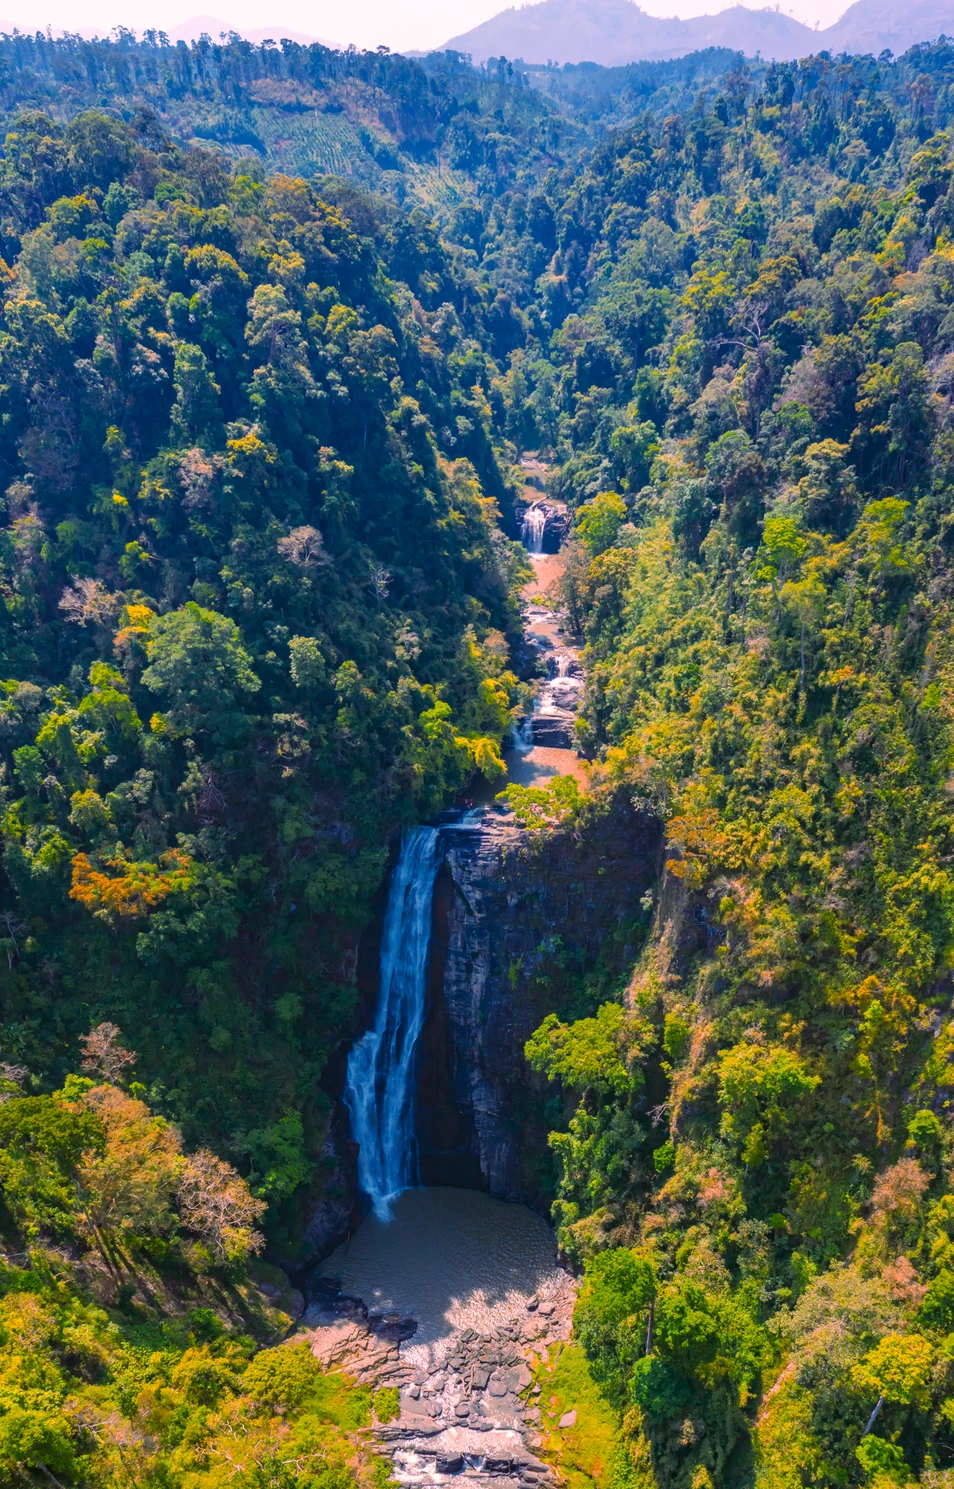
[0,100,531,1249]
[3,28,954,1489]
[506,35,954,1489]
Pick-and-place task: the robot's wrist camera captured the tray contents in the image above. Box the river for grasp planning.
[314,477,583,1485]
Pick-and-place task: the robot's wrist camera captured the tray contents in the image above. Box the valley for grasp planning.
[1,28,954,1489]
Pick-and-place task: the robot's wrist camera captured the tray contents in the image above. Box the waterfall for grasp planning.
[514,712,535,751]
[521,505,547,554]
[344,827,441,1220]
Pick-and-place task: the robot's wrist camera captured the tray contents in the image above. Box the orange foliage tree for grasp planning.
[69,850,194,923]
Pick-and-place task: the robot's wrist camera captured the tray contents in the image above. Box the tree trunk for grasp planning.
[861,1395,884,1438]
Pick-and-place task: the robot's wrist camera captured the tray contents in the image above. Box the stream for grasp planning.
[509,490,585,789]
[308,474,584,1487]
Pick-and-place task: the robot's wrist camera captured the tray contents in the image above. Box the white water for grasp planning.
[344,827,441,1220]
[521,505,546,554]
[514,712,535,751]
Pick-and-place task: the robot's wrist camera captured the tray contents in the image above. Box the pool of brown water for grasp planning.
[319,1187,565,1356]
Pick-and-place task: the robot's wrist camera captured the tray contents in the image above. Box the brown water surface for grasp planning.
[319,1187,563,1359]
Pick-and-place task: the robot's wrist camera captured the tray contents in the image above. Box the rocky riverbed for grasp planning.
[507,493,586,789]
[379,1272,578,1488]
[299,1189,578,1488]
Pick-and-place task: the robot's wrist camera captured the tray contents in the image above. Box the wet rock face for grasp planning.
[309,795,660,1243]
[417,796,661,1203]
[518,500,569,555]
[301,1099,361,1260]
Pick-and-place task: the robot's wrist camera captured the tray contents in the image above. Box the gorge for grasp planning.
[307,495,661,1487]
[3,39,954,1489]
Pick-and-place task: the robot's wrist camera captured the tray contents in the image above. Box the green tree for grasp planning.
[141,602,260,738]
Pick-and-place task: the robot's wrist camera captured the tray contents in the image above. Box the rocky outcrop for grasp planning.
[300,1098,361,1260]
[377,1272,577,1488]
[296,1269,577,1486]
[415,795,661,1204]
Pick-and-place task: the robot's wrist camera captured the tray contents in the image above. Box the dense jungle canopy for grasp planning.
[2,26,954,1488]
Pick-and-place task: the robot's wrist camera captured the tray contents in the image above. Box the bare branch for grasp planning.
[80,1023,136,1086]
[277,525,329,568]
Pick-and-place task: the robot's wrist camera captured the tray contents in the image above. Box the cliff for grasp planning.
[416,795,661,1205]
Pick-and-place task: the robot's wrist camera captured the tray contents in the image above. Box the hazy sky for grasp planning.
[0,0,854,55]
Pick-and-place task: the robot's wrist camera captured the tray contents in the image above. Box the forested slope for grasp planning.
[3,28,954,1489]
[499,35,954,1489]
[0,104,532,1246]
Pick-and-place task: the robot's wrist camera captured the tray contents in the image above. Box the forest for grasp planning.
[1,22,954,1489]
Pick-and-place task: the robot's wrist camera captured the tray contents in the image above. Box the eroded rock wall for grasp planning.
[307,794,661,1252]
[416,796,661,1204]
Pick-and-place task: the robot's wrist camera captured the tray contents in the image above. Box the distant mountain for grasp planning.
[439,0,952,65]
[440,0,815,65]
[165,15,337,45]
[822,0,953,57]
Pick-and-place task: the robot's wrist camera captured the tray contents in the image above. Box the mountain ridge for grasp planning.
[440,0,952,65]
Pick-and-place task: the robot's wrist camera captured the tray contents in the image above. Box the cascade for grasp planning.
[344,826,441,1220]
[514,712,535,751]
[521,503,547,554]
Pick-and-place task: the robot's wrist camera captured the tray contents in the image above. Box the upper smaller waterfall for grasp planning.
[521,504,547,554]
[344,827,441,1220]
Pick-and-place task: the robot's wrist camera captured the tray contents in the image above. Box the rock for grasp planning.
[515,1365,533,1389]
[298,1319,407,1387]
[488,1375,509,1397]
[526,1298,538,1312]
[454,1402,471,1418]
[524,1408,541,1423]
[559,1409,577,1429]
[302,1106,359,1257]
[368,1311,418,1343]
[407,1384,421,1400]
[528,709,576,748]
[427,801,660,1201]
[537,1302,555,1318]
[485,1459,513,1475]
[437,1456,464,1474]
[474,1365,492,1389]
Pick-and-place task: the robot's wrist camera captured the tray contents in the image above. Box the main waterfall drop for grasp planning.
[344,827,441,1220]
[521,503,547,554]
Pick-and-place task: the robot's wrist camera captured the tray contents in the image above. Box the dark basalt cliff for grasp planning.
[416,795,661,1206]
[307,793,660,1253]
